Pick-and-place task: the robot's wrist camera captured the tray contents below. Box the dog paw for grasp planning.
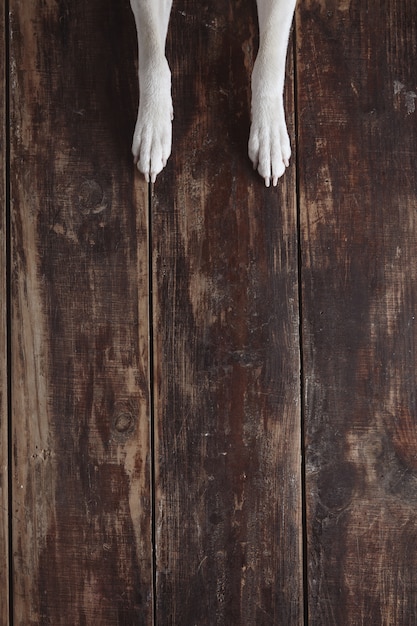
[249,59,291,187]
[248,97,291,187]
[132,58,173,183]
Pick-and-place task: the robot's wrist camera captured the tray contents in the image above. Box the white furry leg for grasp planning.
[250,0,296,187]
[249,58,291,187]
[130,0,173,183]
[132,57,173,183]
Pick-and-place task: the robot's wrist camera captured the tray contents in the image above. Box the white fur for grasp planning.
[130,0,296,186]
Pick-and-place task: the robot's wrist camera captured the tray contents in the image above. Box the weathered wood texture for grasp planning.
[1,1,9,623]
[297,0,417,623]
[152,1,303,624]
[9,1,151,624]
[7,0,417,623]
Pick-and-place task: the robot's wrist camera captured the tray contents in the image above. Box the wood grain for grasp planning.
[1,1,9,622]
[152,1,303,623]
[297,0,417,623]
[10,1,152,623]
[6,0,415,622]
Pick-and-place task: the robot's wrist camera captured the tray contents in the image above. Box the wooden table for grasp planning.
[2,0,417,623]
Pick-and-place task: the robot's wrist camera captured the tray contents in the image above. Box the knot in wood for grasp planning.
[112,401,137,441]
[77,180,107,215]
[114,412,133,434]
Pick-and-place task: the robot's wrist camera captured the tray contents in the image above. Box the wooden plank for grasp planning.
[152,1,303,623]
[1,1,9,622]
[297,0,417,623]
[10,1,152,623]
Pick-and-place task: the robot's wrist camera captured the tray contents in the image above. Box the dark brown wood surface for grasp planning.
[4,0,417,623]
[1,1,9,622]
[152,2,303,623]
[9,1,152,623]
[297,0,417,623]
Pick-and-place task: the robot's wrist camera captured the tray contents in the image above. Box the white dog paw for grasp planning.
[249,58,291,187]
[132,58,173,183]
[248,97,291,187]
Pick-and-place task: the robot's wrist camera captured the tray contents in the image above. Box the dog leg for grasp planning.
[130,0,173,183]
[249,0,296,187]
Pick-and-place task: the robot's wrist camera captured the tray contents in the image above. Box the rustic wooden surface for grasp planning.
[297,0,417,623]
[9,1,152,624]
[4,0,417,623]
[152,1,303,624]
[1,1,9,622]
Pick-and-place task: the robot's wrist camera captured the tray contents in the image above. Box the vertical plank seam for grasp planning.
[148,183,157,626]
[292,11,309,626]
[5,0,13,623]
